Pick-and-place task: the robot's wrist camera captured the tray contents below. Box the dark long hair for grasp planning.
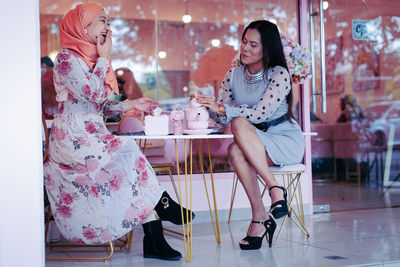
[242,20,295,122]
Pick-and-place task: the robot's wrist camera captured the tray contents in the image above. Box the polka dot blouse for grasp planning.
[213,65,292,126]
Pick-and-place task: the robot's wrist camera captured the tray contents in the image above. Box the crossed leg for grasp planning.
[228,118,284,242]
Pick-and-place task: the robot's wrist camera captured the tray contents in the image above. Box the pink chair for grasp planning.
[311,123,334,158]
[118,116,145,133]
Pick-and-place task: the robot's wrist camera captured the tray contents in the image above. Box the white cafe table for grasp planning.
[130,133,234,262]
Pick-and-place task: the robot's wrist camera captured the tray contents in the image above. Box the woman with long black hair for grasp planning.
[198,20,305,250]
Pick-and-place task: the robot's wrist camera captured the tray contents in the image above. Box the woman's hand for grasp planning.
[196,92,219,113]
[97,30,112,60]
[123,98,158,114]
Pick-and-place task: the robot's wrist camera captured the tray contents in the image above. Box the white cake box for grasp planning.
[144,115,169,136]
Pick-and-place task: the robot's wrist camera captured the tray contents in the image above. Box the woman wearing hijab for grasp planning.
[43,3,193,261]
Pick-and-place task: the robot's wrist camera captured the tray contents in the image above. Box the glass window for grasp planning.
[39,0,300,173]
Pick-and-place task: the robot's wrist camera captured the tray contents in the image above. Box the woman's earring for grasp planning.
[84,29,88,34]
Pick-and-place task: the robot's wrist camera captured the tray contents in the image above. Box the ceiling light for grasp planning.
[182,0,191,23]
[211,39,220,47]
[182,14,192,23]
[158,51,167,59]
[323,1,329,10]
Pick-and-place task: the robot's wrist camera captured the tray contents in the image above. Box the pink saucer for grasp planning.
[183,129,214,135]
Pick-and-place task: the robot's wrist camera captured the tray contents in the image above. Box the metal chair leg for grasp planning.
[229,169,310,247]
[227,173,238,224]
[45,206,129,262]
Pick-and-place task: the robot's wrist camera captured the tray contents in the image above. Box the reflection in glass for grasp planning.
[39,0,300,173]
[310,0,400,192]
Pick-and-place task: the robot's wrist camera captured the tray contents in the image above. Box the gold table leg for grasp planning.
[196,139,221,244]
[174,138,222,262]
[175,139,193,262]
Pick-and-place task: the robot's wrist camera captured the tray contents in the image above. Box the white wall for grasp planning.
[0,0,45,266]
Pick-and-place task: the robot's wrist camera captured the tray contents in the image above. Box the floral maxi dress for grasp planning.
[43,49,163,244]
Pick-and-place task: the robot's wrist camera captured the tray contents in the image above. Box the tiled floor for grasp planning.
[45,182,400,267]
[313,182,400,212]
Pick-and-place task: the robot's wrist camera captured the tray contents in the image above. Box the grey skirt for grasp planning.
[255,120,305,166]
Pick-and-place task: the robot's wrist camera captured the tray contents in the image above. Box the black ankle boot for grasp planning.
[142,220,182,261]
[154,191,195,225]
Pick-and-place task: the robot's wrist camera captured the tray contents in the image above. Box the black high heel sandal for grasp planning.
[269,186,289,219]
[239,217,276,250]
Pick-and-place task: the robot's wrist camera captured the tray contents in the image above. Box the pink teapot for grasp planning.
[186,97,209,130]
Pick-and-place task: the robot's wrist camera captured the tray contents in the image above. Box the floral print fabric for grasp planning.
[43,49,163,244]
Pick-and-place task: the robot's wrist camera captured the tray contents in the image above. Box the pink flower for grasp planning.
[59,164,73,171]
[74,164,88,174]
[100,229,112,241]
[57,204,72,218]
[110,173,123,191]
[280,33,311,85]
[75,175,93,186]
[100,135,114,142]
[124,206,138,221]
[82,84,91,98]
[287,59,294,69]
[108,138,122,153]
[139,170,149,187]
[104,162,116,171]
[57,61,72,77]
[86,159,99,172]
[60,192,74,205]
[82,227,97,240]
[95,171,109,185]
[58,52,70,61]
[91,90,99,101]
[90,186,99,198]
[139,209,149,221]
[54,128,66,141]
[76,137,89,147]
[283,46,292,56]
[135,157,146,172]
[102,88,108,98]
[85,122,96,134]
[94,68,103,78]
[44,173,54,188]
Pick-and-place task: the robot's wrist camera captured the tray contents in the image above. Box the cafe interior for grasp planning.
[2,0,400,266]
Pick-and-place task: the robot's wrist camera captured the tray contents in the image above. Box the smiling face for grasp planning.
[240,28,264,73]
[85,10,109,44]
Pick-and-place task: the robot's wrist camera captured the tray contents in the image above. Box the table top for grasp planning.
[127,133,234,140]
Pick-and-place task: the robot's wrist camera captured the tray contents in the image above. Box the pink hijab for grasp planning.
[59,3,119,95]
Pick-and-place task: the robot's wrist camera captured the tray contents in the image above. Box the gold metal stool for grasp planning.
[228,164,310,246]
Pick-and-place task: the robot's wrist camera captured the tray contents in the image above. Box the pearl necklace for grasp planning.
[244,67,264,84]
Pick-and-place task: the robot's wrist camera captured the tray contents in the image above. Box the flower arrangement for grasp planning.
[280,33,312,85]
[232,33,312,85]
